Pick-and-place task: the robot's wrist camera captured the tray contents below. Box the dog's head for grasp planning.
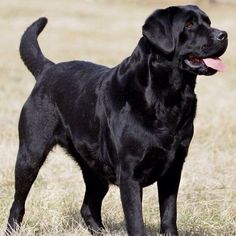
[142,5,228,76]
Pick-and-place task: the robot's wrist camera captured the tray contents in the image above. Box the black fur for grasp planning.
[7,5,227,236]
[19,17,54,78]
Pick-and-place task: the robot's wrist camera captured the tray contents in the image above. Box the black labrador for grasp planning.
[7,5,227,236]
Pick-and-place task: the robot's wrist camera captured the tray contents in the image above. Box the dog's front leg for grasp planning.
[120,170,146,236]
[157,146,187,236]
[157,171,181,236]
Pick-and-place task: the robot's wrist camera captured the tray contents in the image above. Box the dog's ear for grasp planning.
[142,8,175,55]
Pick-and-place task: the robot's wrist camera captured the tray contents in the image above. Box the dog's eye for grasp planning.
[185,21,194,29]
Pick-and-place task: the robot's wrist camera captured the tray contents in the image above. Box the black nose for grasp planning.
[216,31,227,41]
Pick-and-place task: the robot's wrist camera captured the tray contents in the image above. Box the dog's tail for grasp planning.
[20,17,54,79]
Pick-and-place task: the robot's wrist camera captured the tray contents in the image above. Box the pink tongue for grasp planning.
[202,58,225,72]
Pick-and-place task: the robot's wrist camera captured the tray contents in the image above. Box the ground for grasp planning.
[0,0,236,235]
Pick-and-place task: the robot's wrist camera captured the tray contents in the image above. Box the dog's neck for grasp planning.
[114,37,197,108]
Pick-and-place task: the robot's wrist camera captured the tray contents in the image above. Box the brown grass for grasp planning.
[0,0,236,235]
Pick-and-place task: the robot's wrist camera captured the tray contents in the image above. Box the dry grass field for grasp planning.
[0,0,236,235]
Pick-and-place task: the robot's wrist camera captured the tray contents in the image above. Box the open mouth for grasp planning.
[184,55,225,74]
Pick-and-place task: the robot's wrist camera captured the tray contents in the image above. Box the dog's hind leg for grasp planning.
[80,165,109,234]
[6,97,58,234]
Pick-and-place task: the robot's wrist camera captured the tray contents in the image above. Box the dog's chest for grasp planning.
[132,131,184,187]
[154,90,196,132]
[131,97,196,186]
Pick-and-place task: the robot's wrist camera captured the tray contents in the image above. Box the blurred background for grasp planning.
[0,0,235,235]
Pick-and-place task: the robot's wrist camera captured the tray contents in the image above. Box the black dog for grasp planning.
[7,5,227,236]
